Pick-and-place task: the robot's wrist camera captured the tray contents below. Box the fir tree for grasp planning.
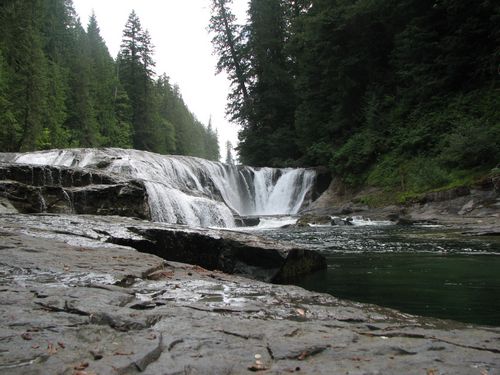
[118,10,157,151]
[225,140,234,165]
[87,13,122,146]
[209,0,251,125]
[0,48,19,151]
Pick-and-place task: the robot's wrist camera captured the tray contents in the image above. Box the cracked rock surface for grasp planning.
[0,214,326,283]
[0,214,499,374]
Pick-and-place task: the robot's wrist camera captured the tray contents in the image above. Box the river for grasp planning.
[3,148,499,326]
[249,217,500,326]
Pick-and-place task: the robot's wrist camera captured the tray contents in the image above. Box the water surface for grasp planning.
[254,220,500,326]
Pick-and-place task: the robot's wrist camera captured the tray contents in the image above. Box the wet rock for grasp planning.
[0,214,326,283]
[396,216,416,226]
[0,215,499,374]
[309,167,332,202]
[421,186,471,203]
[462,226,500,237]
[340,204,354,215]
[0,163,150,219]
[0,196,18,213]
[458,199,475,215]
[296,214,331,227]
[331,216,354,226]
[234,215,261,227]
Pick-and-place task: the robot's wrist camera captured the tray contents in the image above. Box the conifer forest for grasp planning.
[0,1,220,160]
[0,0,499,196]
[210,0,499,194]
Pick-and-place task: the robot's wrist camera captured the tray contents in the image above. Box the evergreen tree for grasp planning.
[39,59,68,149]
[209,0,251,125]
[118,10,157,151]
[205,117,220,161]
[0,0,219,158]
[225,140,234,165]
[3,0,48,151]
[153,74,177,154]
[0,48,19,151]
[87,13,123,147]
[65,22,100,147]
[210,0,300,166]
[210,0,499,191]
[38,0,75,149]
[240,0,298,166]
[112,84,134,148]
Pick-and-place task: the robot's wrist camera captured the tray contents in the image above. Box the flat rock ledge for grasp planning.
[0,214,325,283]
[1,214,499,375]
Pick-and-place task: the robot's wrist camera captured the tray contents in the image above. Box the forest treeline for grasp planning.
[0,1,220,160]
[210,0,499,193]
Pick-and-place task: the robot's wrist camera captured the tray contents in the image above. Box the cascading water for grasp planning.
[5,148,317,227]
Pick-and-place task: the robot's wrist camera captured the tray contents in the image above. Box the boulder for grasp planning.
[234,215,261,227]
[296,214,332,227]
[331,216,354,226]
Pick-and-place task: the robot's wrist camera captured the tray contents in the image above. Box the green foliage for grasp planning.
[439,90,500,169]
[368,156,451,193]
[330,130,378,186]
[0,2,218,159]
[42,61,69,148]
[352,191,398,208]
[0,49,20,151]
[209,0,251,126]
[210,0,300,166]
[211,0,499,193]
[117,11,157,151]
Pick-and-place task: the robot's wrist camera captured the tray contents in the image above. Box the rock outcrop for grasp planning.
[0,213,499,374]
[303,174,500,230]
[0,214,325,283]
[0,163,150,219]
[0,148,323,226]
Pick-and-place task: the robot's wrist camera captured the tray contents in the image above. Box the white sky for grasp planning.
[72,0,248,160]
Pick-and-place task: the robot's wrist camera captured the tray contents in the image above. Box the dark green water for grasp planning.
[255,223,500,326]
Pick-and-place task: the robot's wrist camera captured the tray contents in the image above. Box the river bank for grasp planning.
[0,149,499,373]
[302,176,500,234]
[1,213,499,374]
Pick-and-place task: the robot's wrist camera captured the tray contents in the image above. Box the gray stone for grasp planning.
[0,214,499,374]
[0,213,326,283]
[296,214,331,227]
[0,162,150,219]
[234,215,261,227]
[331,216,354,226]
[0,196,18,213]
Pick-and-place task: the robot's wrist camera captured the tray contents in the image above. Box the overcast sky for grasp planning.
[73,0,248,160]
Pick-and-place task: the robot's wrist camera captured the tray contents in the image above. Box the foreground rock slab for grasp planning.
[0,214,325,283]
[1,215,499,375]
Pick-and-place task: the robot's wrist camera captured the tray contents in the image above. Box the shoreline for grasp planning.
[1,213,499,374]
[301,177,499,235]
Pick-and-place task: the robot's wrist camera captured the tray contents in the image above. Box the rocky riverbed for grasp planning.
[303,176,500,235]
[1,213,499,374]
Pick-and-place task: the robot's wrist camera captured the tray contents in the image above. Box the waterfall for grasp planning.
[7,148,317,227]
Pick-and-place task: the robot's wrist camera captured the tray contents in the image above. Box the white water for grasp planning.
[8,148,317,228]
